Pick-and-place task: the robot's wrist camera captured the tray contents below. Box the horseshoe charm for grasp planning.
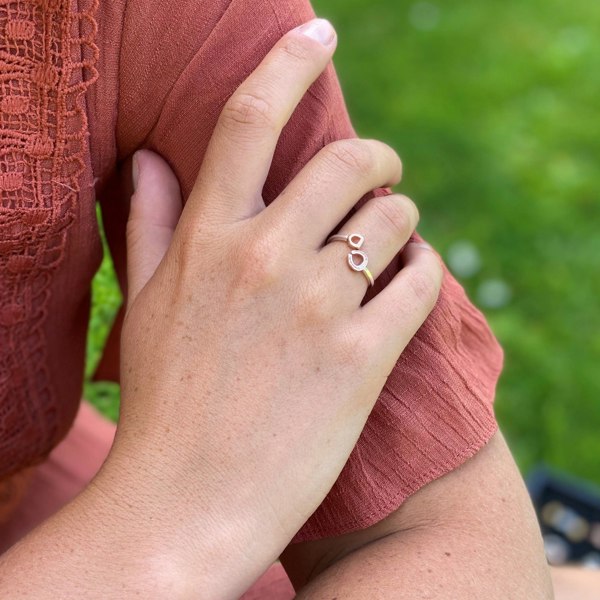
[348,250,368,272]
[326,233,375,287]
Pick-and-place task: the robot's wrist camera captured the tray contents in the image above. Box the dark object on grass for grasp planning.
[528,466,600,568]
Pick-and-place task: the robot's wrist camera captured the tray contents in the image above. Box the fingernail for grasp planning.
[132,151,140,192]
[296,18,336,46]
[410,242,433,251]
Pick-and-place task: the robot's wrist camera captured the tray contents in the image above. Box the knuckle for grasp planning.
[221,91,275,133]
[371,139,404,182]
[279,36,313,62]
[372,195,413,238]
[325,139,376,178]
[406,267,441,309]
[401,195,420,225]
[232,235,281,289]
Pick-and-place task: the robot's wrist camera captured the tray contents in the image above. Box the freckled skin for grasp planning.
[286,433,553,599]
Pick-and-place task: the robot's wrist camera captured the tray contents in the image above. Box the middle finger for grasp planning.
[319,193,419,307]
[261,138,403,246]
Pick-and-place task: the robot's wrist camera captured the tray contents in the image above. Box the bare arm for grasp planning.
[0,458,197,597]
[283,431,554,598]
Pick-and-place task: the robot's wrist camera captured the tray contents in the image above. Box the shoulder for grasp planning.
[115,0,316,160]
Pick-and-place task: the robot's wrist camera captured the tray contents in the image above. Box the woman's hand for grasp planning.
[104,18,442,598]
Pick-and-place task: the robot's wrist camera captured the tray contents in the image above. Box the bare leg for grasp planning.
[552,566,600,600]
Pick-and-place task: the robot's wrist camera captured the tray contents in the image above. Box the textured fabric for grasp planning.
[0,401,115,554]
[0,0,102,478]
[0,0,504,546]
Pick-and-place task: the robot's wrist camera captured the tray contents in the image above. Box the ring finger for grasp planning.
[319,193,419,307]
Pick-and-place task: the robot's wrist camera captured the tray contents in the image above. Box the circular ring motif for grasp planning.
[326,232,375,287]
[348,250,368,271]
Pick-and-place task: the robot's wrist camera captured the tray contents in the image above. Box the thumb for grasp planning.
[126,149,183,311]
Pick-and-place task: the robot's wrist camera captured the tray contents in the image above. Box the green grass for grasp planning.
[84,208,122,423]
[86,0,600,485]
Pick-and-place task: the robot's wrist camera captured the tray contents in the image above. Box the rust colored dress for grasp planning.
[0,0,503,595]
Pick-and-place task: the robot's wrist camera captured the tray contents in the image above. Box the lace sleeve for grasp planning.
[0,0,101,479]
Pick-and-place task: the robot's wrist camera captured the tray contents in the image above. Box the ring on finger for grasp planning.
[326,232,375,287]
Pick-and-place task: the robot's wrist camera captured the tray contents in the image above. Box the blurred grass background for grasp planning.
[86,0,600,485]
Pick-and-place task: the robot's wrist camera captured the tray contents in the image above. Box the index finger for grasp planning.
[186,18,338,223]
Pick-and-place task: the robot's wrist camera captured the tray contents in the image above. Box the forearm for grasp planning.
[290,432,554,599]
[0,443,263,599]
[0,455,185,597]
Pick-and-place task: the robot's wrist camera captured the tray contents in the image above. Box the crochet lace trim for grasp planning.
[0,0,99,477]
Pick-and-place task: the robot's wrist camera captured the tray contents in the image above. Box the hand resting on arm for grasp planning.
[0,19,442,599]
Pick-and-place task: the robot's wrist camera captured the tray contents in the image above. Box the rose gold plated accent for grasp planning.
[326,232,374,287]
[348,250,368,271]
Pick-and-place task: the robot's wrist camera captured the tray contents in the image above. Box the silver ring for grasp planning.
[326,232,375,287]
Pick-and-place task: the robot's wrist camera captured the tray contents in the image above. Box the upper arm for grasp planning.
[282,431,553,598]
[116,0,338,202]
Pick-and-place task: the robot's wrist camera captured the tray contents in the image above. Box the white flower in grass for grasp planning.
[446,240,482,279]
[409,2,440,32]
[477,278,513,309]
